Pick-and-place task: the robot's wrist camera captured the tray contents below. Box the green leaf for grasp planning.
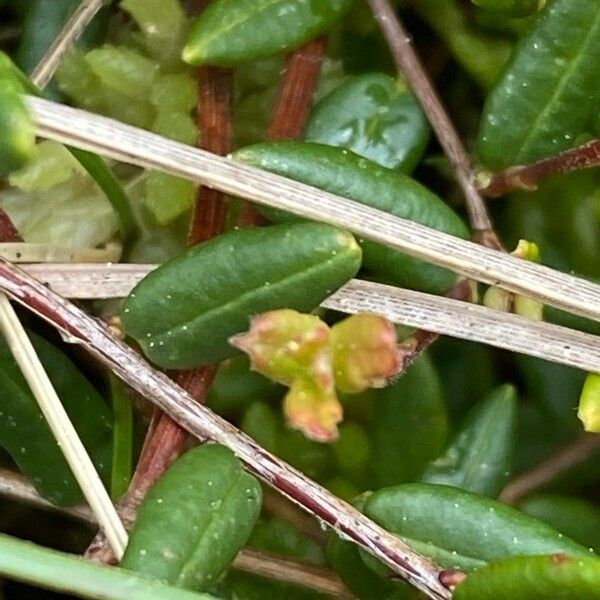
[0,533,218,600]
[0,330,112,506]
[454,554,600,600]
[0,56,36,177]
[363,483,594,571]
[519,495,600,553]
[109,375,133,501]
[183,0,353,66]
[368,354,448,487]
[477,0,600,168]
[306,73,430,172]
[233,142,468,294]
[471,0,542,17]
[327,535,414,600]
[122,444,262,591]
[421,384,517,497]
[207,356,282,418]
[122,222,361,369]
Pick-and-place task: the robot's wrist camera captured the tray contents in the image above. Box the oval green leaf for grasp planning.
[368,354,448,487]
[420,384,517,497]
[0,330,112,506]
[233,142,468,294]
[363,483,594,571]
[122,222,361,369]
[519,495,600,553]
[121,444,262,591]
[183,0,353,66]
[454,554,600,600]
[477,0,600,168]
[306,73,430,172]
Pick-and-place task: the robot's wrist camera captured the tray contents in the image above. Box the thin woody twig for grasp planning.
[14,264,600,374]
[0,258,451,600]
[499,433,600,505]
[188,65,233,244]
[88,6,234,558]
[366,0,500,248]
[30,0,107,89]
[0,469,353,599]
[268,37,327,140]
[238,37,326,226]
[479,138,600,197]
[28,97,600,322]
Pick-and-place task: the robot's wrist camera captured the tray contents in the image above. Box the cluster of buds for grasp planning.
[230,310,401,442]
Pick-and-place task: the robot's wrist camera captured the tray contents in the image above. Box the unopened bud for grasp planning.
[331,314,400,393]
[578,373,600,433]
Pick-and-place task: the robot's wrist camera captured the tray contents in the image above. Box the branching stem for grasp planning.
[480,138,600,197]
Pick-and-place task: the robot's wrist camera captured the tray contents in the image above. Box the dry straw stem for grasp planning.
[0,258,450,600]
[0,295,127,557]
[26,96,600,323]
[30,0,108,88]
[15,263,600,374]
[0,469,352,600]
[0,242,121,264]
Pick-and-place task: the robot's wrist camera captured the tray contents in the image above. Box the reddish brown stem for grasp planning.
[0,210,22,243]
[87,4,234,560]
[0,258,450,599]
[237,37,326,227]
[480,138,600,198]
[188,65,233,245]
[268,37,327,140]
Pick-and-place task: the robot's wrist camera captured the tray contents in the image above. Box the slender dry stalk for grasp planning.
[365,0,499,247]
[15,264,600,373]
[0,242,121,263]
[26,96,600,322]
[500,434,600,505]
[480,138,600,197]
[0,469,353,599]
[0,257,451,600]
[30,0,107,88]
[0,215,127,557]
[0,296,127,557]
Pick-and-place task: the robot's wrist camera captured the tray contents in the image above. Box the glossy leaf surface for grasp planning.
[0,330,112,506]
[369,354,448,487]
[122,222,361,369]
[421,384,517,496]
[122,445,262,591]
[477,0,600,168]
[233,142,468,294]
[306,74,430,172]
[454,554,600,600]
[364,484,593,571]
[519,495,600,553]
[183,0,352,66]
